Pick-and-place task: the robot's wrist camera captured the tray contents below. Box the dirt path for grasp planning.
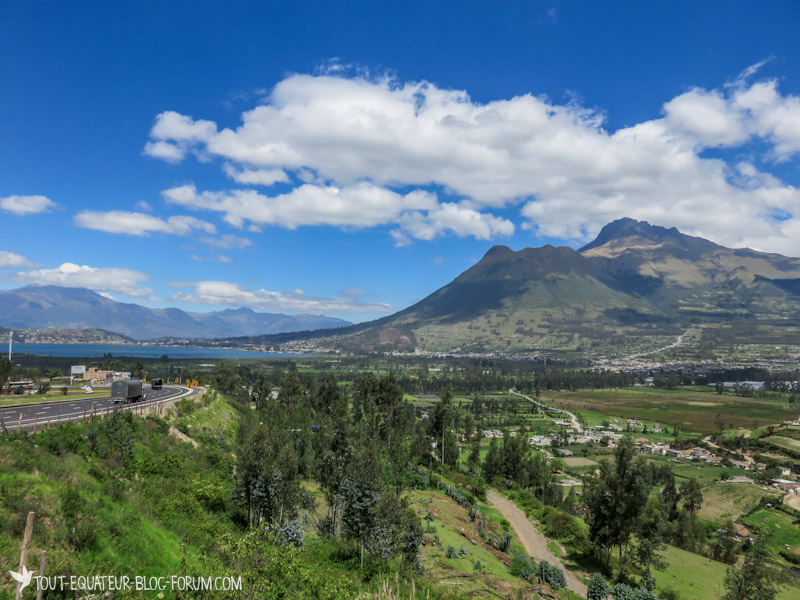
[487,490,588,597]
[510,390,583,433]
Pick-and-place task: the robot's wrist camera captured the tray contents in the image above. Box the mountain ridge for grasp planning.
[0,285,352,340]
[215,218,800,356]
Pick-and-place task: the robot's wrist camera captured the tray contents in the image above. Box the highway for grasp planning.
[0,385,192,431]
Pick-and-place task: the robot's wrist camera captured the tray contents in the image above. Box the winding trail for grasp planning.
[487,490,588,597]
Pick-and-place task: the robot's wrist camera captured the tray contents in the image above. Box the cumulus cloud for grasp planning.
[198,234,253,250]
[14,263,153,297]
[163,182,513,243]
[223,163,289,186]
[169,280,393,314]
[145,65,800,253]
[1,195,56,215]
[73,210,217,236]
[0,251,35,268]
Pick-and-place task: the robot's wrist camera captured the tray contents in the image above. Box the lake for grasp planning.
[9,343,310,359]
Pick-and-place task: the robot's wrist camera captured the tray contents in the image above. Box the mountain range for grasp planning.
[218,218,800,357]
[0,286,351,340]
[6,218,800,357]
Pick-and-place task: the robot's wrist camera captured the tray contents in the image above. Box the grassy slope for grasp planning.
[0,395,240,599]
[406,488,580,599]
[655,545,797,600]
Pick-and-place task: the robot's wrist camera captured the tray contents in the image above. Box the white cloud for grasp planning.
[143,110,218,162]
[198,234,253,250]
[170,280,393,314]
[142,140,185,162]
[223,163,289,186]
[163,182,513,243]
[1,195,56,215]
[190,254,233,263]
[392,202,515,246]
[145,65,800,253]
[135,200,153,211]
[0,251,35,268]
[14,263,153,297]
[73,210,217,236]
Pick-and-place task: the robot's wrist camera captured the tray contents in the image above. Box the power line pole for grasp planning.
[8,330,12,362]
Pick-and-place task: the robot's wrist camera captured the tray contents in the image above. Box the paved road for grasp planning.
[487,490,588,597]
[0,386,192,431]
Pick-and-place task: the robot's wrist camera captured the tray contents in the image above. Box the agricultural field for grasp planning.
[560,457,598,468]
[764,435,800,452]
[743,507,800,560]
[697,482,775,523]
[546,387,794,434]
[671,463,737,483]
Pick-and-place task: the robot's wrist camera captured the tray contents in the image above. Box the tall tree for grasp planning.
[340,447,382,568]
[660,473,679,520]
[429,388,453,465]
[722,535,778,600]
[466,438,482,475]
[634,497,668,572]
[585,437,651,575]
[680,478,703,514]
[318,371,344,415]
[278,370,305,406]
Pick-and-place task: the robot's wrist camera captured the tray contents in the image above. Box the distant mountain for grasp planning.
[220,218,800,356]
[0,286,351,340]
[0,326,134,345]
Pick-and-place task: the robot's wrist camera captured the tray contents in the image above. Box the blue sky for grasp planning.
[2,1,800,322]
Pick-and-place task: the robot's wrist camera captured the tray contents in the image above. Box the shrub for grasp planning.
[660,588,683,600]
[587,573,609,600]
[277,519,305,547]
[510,553,533,579]
[445,545,458,559]
[611,583,636,600]
[317,515,336,538]
[534,560,566,590]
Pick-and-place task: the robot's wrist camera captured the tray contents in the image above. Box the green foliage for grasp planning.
[680,478,704,514]
[585,437,653,576]
[445,545,458,559]
[611,583,636,600]
[277,518,305,547]
[509,552,533,579]
[534,559,566,590]
[588,572,610,599]
[722,535,778,600]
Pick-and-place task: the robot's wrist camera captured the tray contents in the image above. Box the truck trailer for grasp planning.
[111,379,144,404]
[151,378,163,390]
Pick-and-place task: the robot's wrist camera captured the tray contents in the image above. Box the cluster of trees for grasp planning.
[584,438,714,579]
[211,361,787,599]
[231,370,424,571]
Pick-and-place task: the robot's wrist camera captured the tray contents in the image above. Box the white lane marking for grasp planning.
[14,388,191,427]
